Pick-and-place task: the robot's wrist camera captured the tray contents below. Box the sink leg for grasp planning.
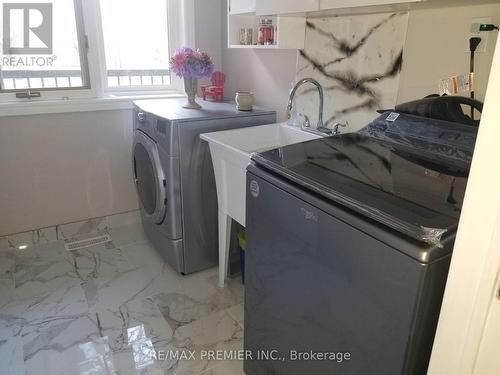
[218,212,231,288]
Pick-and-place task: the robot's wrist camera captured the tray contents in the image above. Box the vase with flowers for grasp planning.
[170,47,214,109]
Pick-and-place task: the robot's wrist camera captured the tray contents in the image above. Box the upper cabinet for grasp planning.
[229,0,256,14]
[319,0,422,10]
[255,0,320,15]
[226,0,426,50]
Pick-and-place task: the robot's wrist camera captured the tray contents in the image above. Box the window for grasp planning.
[0,0,90,97]
[0,0,189,103]
[99,0,172,91]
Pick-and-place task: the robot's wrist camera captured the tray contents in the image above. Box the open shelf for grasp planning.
[227,13,306,50]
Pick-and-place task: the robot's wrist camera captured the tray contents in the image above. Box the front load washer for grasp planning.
[132,98,276,274]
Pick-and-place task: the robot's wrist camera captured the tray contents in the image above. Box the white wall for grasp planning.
[222,49,298,122]
[195,0,223,71]
[398,3,500,104]
[222,0,297,122]
[0,0,224,237]
[1,1,498,236]
[221,2,500,121]
[0,110,138,236]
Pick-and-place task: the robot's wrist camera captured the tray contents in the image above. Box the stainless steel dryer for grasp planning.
[133,98,276,274]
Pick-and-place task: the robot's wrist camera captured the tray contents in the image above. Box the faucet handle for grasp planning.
[333,122,348,135]
[303,115,311,128]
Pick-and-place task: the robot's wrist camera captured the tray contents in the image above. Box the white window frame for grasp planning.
[90,0,188,95]
[0,0,95,102]
[0,0,194,104]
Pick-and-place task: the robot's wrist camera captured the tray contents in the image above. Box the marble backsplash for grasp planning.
[295,12,409,132]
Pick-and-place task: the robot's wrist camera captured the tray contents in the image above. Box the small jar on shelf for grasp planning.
[258,19,275,45]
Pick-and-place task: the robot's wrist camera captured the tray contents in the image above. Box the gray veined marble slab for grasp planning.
[68,241,139,308]
[226,304,244,329]
[0,242,88,326]
[84,298,176,375]
[107,210,143,229]
[0,278,15,311]
[0,220,246,375]
[147,274,244,337]
[198,361,245,375]
[0,227,58,251]
[0,328,24,375]
[56,216,110,240]
[168,309,244,375]
[295,12,409,133]
[0,209,143,251]
[56,210,144,241]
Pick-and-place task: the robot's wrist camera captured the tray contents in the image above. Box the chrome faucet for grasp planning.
[287,78,331,135]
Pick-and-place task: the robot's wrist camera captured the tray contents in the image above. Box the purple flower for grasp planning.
[170,47,214,79]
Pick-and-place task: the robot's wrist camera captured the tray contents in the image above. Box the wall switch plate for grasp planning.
[468,17,492,53]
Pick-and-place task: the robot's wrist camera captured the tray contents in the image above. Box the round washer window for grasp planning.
[133,143,157,215]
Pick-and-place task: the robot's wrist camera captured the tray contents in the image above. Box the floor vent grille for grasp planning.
[64,234,112,251]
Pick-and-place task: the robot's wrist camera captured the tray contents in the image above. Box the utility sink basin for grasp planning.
[201,122,321,287]
[201,122,321,226]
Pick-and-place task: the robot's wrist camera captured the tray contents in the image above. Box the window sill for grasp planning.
[0,92,186,118]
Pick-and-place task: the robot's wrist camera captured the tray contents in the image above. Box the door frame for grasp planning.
[427,36,500,374]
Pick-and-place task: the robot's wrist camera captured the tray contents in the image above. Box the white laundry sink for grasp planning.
[201,122,321,287]
[201,122,320,225]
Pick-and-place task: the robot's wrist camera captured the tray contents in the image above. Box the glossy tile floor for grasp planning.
[0,221,245,375]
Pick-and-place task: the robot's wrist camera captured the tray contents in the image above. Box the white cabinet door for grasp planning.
[256,0,319,16]
[320,0,421,10]
[229,0,256,14]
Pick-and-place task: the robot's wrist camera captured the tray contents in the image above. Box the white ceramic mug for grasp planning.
[235,92,254,111]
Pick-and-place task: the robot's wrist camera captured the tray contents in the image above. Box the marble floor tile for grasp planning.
[0,222,247,375]
[56,210,144,244]
[0,279,14,313]
[57,217,109,240]
[1,281,88,330]
[91,298,173,354]
[0,227,58,251]
[148,276,243,339]
[169,309,243,375]
[107,223,148,248]
[119,240,167,270]
[107,210,142,229]
[68,241,139,308]
[198,362,245,375]
[206,275,245,310]
[226,304,244,328]
[0,328,24,375]
[0,243,88,327]
[24,335,115,375]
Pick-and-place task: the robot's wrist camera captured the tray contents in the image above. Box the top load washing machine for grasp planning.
[244,111,478,375]
[133,98,276,274]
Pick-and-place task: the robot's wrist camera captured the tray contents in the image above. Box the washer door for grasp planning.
[133,131,167,224]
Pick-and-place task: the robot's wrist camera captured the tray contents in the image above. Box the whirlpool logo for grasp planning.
[2,3,53,55]
[301,208,318,222]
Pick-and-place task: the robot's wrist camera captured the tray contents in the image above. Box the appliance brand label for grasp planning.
[249,180,260,198]
[301,208,318,222]
[386,112,400,122]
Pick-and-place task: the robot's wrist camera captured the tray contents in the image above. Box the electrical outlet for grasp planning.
[438,73,471,96]
[468,17,492,53]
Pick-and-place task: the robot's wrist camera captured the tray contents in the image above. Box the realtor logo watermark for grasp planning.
[3,3,53,54]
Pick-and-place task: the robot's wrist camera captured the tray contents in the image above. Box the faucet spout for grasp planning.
[287,78,325,133]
